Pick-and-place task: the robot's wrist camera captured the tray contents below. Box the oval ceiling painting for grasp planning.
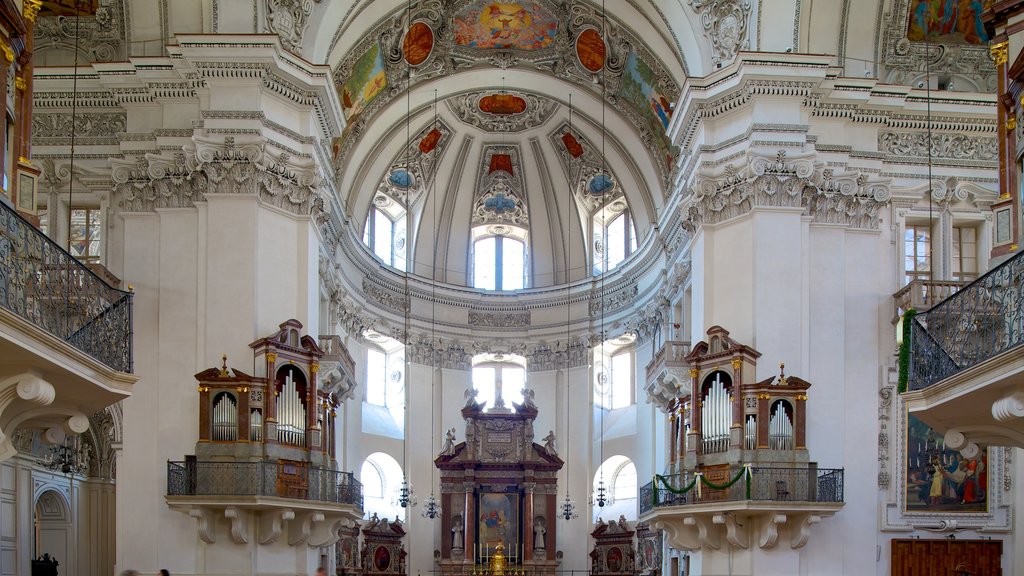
[453,1,558,51]
[479,93,527,115]
[403,21,434,66]
[576,28,606,72]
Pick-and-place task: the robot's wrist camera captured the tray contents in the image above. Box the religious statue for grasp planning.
[521,386,537,408]
[451,515,464,550]
[542,430,557,456]
[533,517,546,551]
[440,427,457,456]
[464,386,480,408]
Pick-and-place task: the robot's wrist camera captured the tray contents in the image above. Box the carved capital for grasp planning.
[991,42,1009,66]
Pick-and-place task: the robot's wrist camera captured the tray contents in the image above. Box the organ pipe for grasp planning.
[744,415,756,450]
[277,370,306,446]
[769,402,793,450]
[212,393,237,441]
[251,409,263,442]
[701,373,731,454]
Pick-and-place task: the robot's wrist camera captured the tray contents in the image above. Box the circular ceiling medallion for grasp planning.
[589,173,614,194]
[576,28,606,72]
[489,225,511,236]
[389,169,414,189]
[403,21,434,66]
[479,93,527,115]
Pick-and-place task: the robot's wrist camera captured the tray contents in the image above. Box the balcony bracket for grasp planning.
[259,508,295,545]
[0,372,56,461]
[791,513,821,549]
[758,513,787,548]
[224,507,249,544]
[713,513,747,549]
[288,511,324,546]
[308,517,346,548]
[651,520,701,552]
[189,507,216,544]
[685,515,720,550]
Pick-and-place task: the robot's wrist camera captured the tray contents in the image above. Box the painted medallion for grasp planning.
[403,21,434,65]
[479,93,527,115]
[575,28,606,72]
[454,1,558,51]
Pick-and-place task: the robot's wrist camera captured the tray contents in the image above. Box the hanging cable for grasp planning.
[63,5,83,325]
[422,89,441,520]
[559,94,577,521]
[398,0,414,510]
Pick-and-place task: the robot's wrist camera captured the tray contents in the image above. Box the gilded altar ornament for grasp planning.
[14,76,25,91]
[991,41,1009,66]
[266,352,277,363]
[23,0,42,22]
[689,368,699,378]
[489,542,506,575]
[757,393,771,400]
[310,363,319,374]
[795,394,808,401]
[731,358,742,370]
[1007,116,1017,131]
[1,45,14,63]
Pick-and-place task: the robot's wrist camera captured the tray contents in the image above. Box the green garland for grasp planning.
[652,466,752,505]
[897,308,916,393]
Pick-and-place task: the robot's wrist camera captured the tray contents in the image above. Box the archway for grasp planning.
[33,489,71,572]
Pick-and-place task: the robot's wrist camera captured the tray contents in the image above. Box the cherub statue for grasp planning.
[464,387,480,408]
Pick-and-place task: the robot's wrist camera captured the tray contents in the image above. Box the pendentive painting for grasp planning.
[477,492,520,558]
[906,0,988,45]
[453,1,558,51]
[618,51,673,133]
[905,412,987,512]
[341,43,387,121]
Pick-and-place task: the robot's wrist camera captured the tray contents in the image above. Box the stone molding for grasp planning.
[33,0,126,63]
[266,0,324,53]
[32,112,126,145]
[878,132,998,163]
[687,0,751,65]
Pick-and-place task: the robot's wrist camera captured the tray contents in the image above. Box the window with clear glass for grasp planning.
[952,226,978,281]
[594,338,635,410]
[591,455,638,522]
[594,210,636,275]
[365,346,405,431]
[471,355,526,411]
[472,234,526,290]
[359,453,406,521]
[903,224,930,285]
[363,206,407,271]
[70,208,101,263]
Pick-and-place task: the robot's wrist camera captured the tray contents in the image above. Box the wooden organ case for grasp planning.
[435,394,563,576]
[194,319,352,478]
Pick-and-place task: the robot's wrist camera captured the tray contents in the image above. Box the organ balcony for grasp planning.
[0,200,136,462]
[164,320,362,546]
[903,250,1024,451]
[639,326,844,552]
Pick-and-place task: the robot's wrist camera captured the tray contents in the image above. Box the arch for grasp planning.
[359,452,407,521]
[211,391,238,441]
[700,371,732,454]
[591,455,638,522]
[275,365,308,446]
[33,489,71,567]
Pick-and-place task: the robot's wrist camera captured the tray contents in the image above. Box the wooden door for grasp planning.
[891,539,1002,576]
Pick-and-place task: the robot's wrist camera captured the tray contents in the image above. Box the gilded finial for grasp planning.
[219,354,229,377]
[778,362,787,385]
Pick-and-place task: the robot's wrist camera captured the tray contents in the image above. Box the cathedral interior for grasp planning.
[1,1,1024,575]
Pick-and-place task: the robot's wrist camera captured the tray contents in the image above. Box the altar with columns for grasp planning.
[434,391,563,576]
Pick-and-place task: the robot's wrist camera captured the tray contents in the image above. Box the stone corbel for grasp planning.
[308,517,346,548]
[189,507,216,544]
[224,507,249,544]
[652,520,700,552]
[713,513,747,549]
[790,514,821,549]
[758,514,787,548]
[685,515,720,550]
[288,511,325,546]
[258,508,295,545]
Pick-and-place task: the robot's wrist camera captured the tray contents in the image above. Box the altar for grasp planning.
[435,391,563,576]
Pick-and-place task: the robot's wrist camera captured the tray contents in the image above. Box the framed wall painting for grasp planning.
[905,411,987,513]
[476,491,520,560]
[16,169,37,215]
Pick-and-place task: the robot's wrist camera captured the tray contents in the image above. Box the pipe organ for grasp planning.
[700,371,732,454]
[669,326,812,480]
[193,319,352,470]
[276,369,307,447]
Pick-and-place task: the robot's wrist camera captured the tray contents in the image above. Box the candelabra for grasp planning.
[559,493,578,520]
[590,479,613,508]
[396,478,416,508]
[421,492,442,519]
[37,437,88,476]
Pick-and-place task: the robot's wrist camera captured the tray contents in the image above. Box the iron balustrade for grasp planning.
[0,200,133,372]
[167,460,363,508]
[638,467,844,515]
[908,249,1024,391]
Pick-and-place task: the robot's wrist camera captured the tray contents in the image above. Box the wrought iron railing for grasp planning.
[166,460,363,508]
[638,466,844,515]
[908,250,1024,391]
[0,200,133,372]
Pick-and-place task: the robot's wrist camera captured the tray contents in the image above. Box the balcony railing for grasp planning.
[908,250,1024,391]
[645,340,691,382]
[639,467,844,515]
[0,201,133,372]
[892,279,968,322]
[167,460,363,508]
[319,334,356,378]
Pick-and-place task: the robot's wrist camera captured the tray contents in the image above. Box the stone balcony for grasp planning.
[892,278,968,323]
[638,466,844,551]
[903,250,1024,452]
[166,460,363,546]
[645,340,691,411]
[0,200,135,461]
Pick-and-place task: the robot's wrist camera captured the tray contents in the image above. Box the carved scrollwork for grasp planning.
[687,0,751,65]
[265,0,324,53]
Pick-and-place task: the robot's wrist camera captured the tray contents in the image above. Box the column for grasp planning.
[524,483,535,560]
[756,393,770,448]
[265,352,278,442]
[688,368,701,456]
[464,485,475,561]
[794,393,808,449]
[991,39,1019,257]
[237,385,250,441]
[730,359,743,429]
[198,385,210,441]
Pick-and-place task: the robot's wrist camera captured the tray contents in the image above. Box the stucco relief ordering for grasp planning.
[265,0,324,52]
[878,132,998,162]
[687,0,751,65]
[33,0,126,63]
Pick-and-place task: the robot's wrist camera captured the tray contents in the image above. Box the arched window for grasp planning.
[472,353,526,411]
[591,455,638,522]
[362,331,406,437]
[593,205,636,275]
[359,452,406,521]
[594,335,636,410]
[472,226,527,290]
[363,194,407,271]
